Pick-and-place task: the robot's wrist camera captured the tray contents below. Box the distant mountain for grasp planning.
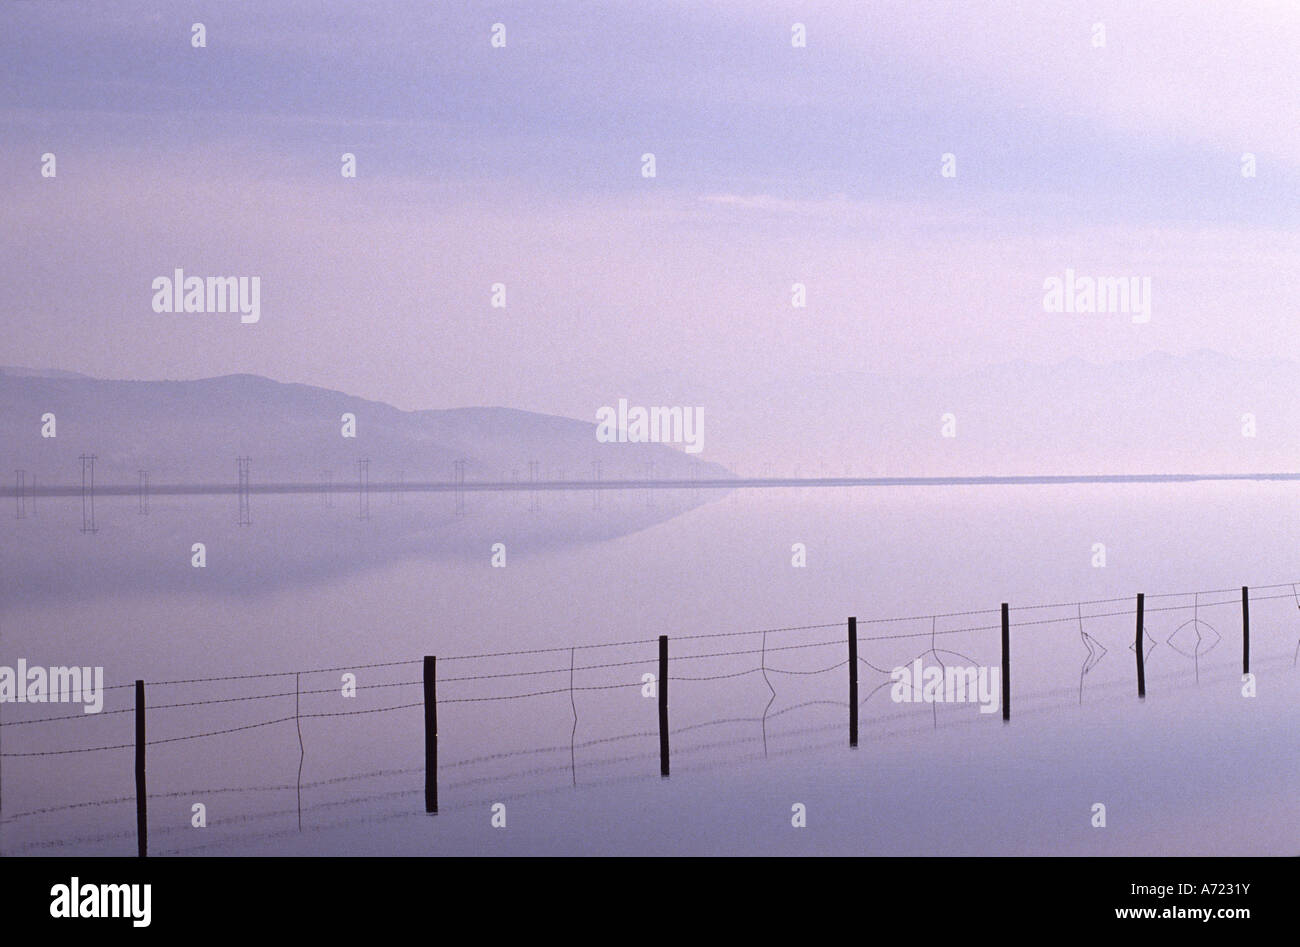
[5,353,1295,482]
[0,371,733,603]
[0,371,730,486]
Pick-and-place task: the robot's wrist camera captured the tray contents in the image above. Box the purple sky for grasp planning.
[2,1,1298,471]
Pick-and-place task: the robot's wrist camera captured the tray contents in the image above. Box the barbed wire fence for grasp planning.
[1,580,1296,856]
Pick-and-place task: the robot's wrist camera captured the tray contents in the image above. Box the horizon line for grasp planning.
[7,471,1300,498]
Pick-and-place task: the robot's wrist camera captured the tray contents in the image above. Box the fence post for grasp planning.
[135,679,147,858]
[424,656,437,813]
[1000,604,1010,722]
[1241,586,1250,676]
[658,635,669,777]
[1135,593,1146,699]
[848,617,858,747]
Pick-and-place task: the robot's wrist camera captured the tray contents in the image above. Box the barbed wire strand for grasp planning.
[72,580,1294,692]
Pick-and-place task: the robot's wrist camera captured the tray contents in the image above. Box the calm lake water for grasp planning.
[2,481,1298,855]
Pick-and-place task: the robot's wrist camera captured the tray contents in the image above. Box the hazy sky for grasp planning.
[2,1,1298,441]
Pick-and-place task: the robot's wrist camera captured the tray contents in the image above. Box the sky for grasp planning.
[1,0,1298,470]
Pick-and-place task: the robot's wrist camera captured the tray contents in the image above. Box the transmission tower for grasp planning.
[236,457,252,526]
[357,458,370,521]
[79,454,98,533]
[453,459,467,516]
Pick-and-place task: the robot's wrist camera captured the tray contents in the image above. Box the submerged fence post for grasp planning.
[424,656,437,813]
[848,617,858,747]
[658,635,669,777]
[1241,586,1250,676]
[1000,604,1010,722]
[135,679,147,858]
[1135,593,1146,699]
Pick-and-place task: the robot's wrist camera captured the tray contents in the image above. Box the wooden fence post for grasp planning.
[135,679,147,858]
[424,656,437,813]
[659,635,669,777]
[1135,593,1146,699]
[1000,604,1010,722]
[848,617,858,747]
[1241,586,1250,676]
